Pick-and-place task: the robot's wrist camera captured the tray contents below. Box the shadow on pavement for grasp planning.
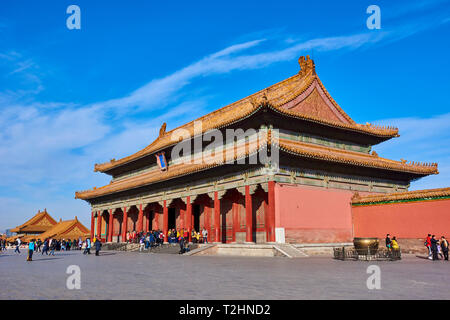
[32,257,64,261]
[97,252,117,256]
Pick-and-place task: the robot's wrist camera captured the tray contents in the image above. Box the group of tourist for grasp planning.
[83,237,102,256]
[136,230,165,251]
[133,227,208,254]
[385,234,400,250]
[385,233,449,261]
[2,236,104,261]
[167,228,208,244]
[425,234,448,261]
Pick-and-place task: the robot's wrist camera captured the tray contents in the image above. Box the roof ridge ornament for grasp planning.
[298,55,316,76]
[250,90,270,108]
[159,122,167,137]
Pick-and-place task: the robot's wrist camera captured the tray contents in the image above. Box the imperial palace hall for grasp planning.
[75,56,448,246]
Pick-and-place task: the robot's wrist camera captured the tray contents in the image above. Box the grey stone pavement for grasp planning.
[0,249,449,300]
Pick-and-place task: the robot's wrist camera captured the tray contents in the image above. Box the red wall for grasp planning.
[353,199,450,238]
[275,183,357,243]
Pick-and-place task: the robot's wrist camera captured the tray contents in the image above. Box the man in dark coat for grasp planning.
[430,235,439,261]
[441,236,449,261]
[178,236,185,254]
[385,234,392,249]
[95,238,102,256]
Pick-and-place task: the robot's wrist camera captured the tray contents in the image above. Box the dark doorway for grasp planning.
[168,208,176,230]
[193,205,200,232]
[148,210,154,231]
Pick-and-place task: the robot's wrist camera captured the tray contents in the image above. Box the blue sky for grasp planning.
[1,0,449,231]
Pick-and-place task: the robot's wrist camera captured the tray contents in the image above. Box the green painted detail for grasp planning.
[352,195,450,206]
[280,129,371,153]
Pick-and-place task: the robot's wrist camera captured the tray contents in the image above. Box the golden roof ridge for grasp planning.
[352,187,450,204]
[93,57,399,173]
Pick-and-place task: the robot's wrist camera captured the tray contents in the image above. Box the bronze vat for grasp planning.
[353,237,379,255]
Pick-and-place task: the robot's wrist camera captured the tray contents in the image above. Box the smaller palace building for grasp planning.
[76,56,449,247]
[9,209,57,241]
[9,209,90,243]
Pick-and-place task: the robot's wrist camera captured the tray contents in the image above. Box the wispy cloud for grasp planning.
[0,51,43,95]
[373,113,450,190]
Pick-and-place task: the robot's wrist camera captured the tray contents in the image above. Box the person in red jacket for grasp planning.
[426,234,432,260]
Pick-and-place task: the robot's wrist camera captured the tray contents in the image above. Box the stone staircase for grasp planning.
[102,242,128,251]
[273,243,309,258]
[141,243,200,254]
[184,243,215,256]
[103,242,201,254]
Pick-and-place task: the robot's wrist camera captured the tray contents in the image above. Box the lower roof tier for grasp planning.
[75,137,437,200]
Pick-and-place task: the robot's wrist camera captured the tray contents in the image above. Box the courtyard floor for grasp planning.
[0,249,449,300]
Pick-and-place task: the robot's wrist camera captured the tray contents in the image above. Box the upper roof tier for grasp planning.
[94,56,399,174]
[10,209,58,233]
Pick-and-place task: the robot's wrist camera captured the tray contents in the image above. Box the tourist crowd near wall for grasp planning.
[74,56,449,248]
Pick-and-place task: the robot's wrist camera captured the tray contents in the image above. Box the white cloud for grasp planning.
[373,113,450,190]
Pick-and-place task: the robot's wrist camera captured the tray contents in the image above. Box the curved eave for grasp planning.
[77,143,267,200]
[276,141,438,177]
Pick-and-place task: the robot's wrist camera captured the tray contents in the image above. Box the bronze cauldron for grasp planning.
[353,237,379,255]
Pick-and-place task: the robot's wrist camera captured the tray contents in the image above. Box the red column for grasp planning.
[97,212,102,239]
[180,205,185,232]
[214,192,220,243]
[137,204,143,233]
[267,181,276,242]
[186,196,192,242]
[245,185,253,243]
[90,211,94,239]
[232,198,238,242]
[108,209,113,242]
[122,207,128,242]
[205,202,211,241]
[163,200,168,242]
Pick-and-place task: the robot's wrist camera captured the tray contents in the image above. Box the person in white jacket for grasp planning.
[14,238,21,254]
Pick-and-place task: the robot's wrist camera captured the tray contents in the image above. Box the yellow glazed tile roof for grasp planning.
[94,56,399,173]
[23,218,90,241]
[10,209,58,233]
[277,139,438,176]
[352,187,450,205]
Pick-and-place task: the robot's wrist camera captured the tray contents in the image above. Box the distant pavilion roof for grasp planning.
[21,217,90,242]
[10,209,58,234]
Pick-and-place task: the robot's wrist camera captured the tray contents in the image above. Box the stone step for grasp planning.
[273,244,309,258]
[184,244,215,256]
[138,243,200,254]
